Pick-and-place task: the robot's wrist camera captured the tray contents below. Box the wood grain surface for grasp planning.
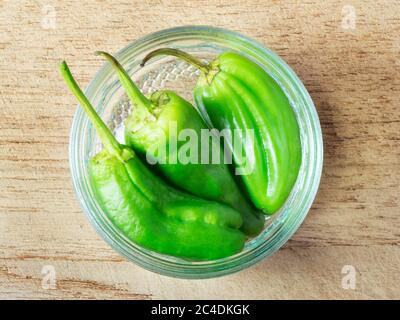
[0,0,399,299]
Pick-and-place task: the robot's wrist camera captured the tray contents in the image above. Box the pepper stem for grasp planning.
[141,48,210,74]
[95,51,153,113]
[59,61,133,162]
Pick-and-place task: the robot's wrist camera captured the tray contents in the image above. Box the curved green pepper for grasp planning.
[142,49,302,214]
[60,61,245,260]
[96,51,264,236]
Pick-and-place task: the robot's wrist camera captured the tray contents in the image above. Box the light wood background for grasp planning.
[0,0,399,300]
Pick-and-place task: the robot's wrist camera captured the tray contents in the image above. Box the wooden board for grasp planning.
[0,0,399,299]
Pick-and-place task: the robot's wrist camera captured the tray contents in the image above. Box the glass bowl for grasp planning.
[69,26,323,279]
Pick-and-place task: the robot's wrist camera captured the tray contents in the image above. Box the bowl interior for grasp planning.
[70,26,323,278]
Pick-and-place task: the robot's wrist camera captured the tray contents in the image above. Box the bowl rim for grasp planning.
[69,25,324,279]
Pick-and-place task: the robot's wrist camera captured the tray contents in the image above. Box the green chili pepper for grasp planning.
[60,61,246,260]
[142,49,302,214]
[96,51,264,236]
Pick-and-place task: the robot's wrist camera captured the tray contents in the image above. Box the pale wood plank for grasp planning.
[0,0,399,299]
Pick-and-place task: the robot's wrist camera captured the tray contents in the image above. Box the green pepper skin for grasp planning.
[60,61,245,260]
[142,49,302,214]
[90,150,245,260]
[97,52,264,236]
[194,52,302,214]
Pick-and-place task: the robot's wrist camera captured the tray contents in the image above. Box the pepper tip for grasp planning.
[59,61,68,74]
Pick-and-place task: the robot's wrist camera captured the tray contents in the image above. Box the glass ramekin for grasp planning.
[69,26,323,279]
